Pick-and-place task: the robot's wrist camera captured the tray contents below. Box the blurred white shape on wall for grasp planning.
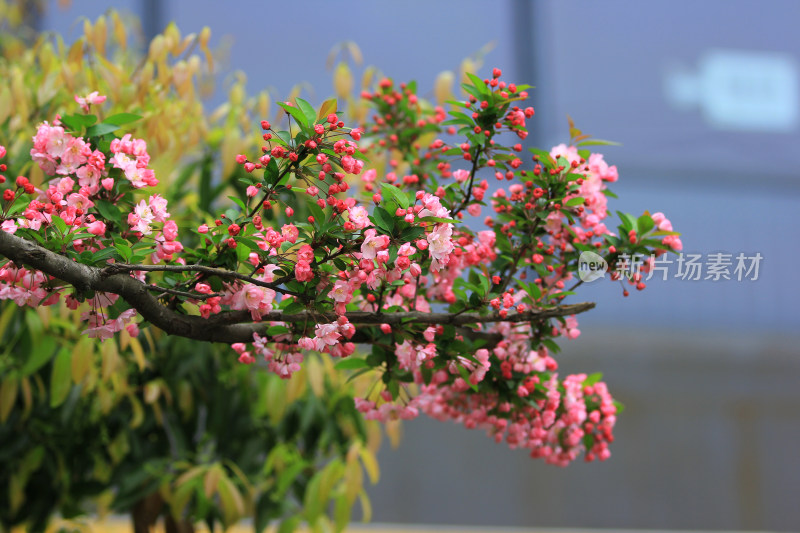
[665,49,798,132]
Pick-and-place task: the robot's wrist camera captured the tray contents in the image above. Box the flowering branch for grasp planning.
[0,229,593,343]
[0,69,683,465]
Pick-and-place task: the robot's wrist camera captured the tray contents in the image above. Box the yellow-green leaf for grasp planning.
[359,447,380,484]
[49,348,72,408]
[217,474,245,526]
[358,489,372,523]
[303,470,324,524]
[317,98,338,121]
[0,377,19,423]
[71,337,94,384]
[203,463,222,499]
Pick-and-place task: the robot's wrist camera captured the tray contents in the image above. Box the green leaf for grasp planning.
[478,273,490,295]
[399,226,425,242]
[583,372,603,387]
[371,206,395,234]
[266,325,289,336]
[283,301,306,315]
[524,281,541,301]
[94,199,123,224]
[460,82,483,101]
[380,182,409,209]
[264,156,280,185]
[90,246,119,264]
[295,98,318,125]
[21,337,56,377]
[86,122,122,137]
[616,211,638,233]
[418,216,457,224]
[457,364,478,391]
[49,348,72,408]
[603,189,619,199]
[576,138,621,147]
[273,130,292,147]
[104,112,142,126]
[334,358,370,370]
[50,215,68,235]
[235,241,251,263]
[334,493,352,532]
[277,518,301,533]
[306,197,325,226]
[528,147,557,168]
[6,194,31,217]
[60,113,97,132]
[565,197,585,207]
[465,72,488,95]
[115,243,133,262]
[637,213,655,235]
[227,195,247,213]
[278,102,310,129]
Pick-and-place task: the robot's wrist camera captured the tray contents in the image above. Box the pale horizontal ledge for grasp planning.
[0,230,594,344]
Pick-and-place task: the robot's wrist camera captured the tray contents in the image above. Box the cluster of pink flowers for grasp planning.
[225,281,277,321]
[297,316,356,358]
[0,96,183,339]
[232,316,358,379]
[355,391,421,422]
[109,134,157,188]
[232,334,304,378]
[0,264,56,307]
[410,322,617,466]
[78,293,139,340]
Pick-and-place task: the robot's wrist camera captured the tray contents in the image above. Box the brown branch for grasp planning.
[209,304,595,327]
[103,263,301,297]
[451,144,484,217]
[0,230,594,344]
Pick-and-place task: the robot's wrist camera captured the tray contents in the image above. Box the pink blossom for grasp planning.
[328,280,351,304]
[314,322,341,350]
[297,244,314,263]
[347,205,371,229]
[549,143,580,165]
[148,194,170,222]
[281,224,298,243]
[651,212,673,232]
[453,169,470,183]
[74,91,106,112]
[124,165,157,188]
[295,260,313,282]
[467,203,481,216]
[230,283,276,320]
[418,192,450,220]
[426,223,454,271]
[361,228,389,260]
[163,220,178,241]
[86,220,106,236]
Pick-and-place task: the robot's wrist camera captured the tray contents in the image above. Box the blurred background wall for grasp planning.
[37,0,800,530]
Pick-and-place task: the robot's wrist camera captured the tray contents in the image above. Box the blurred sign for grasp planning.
[665,49,799,132]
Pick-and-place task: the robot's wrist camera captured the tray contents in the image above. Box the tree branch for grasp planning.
[103,263,300,296]
[0,230,594,344]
